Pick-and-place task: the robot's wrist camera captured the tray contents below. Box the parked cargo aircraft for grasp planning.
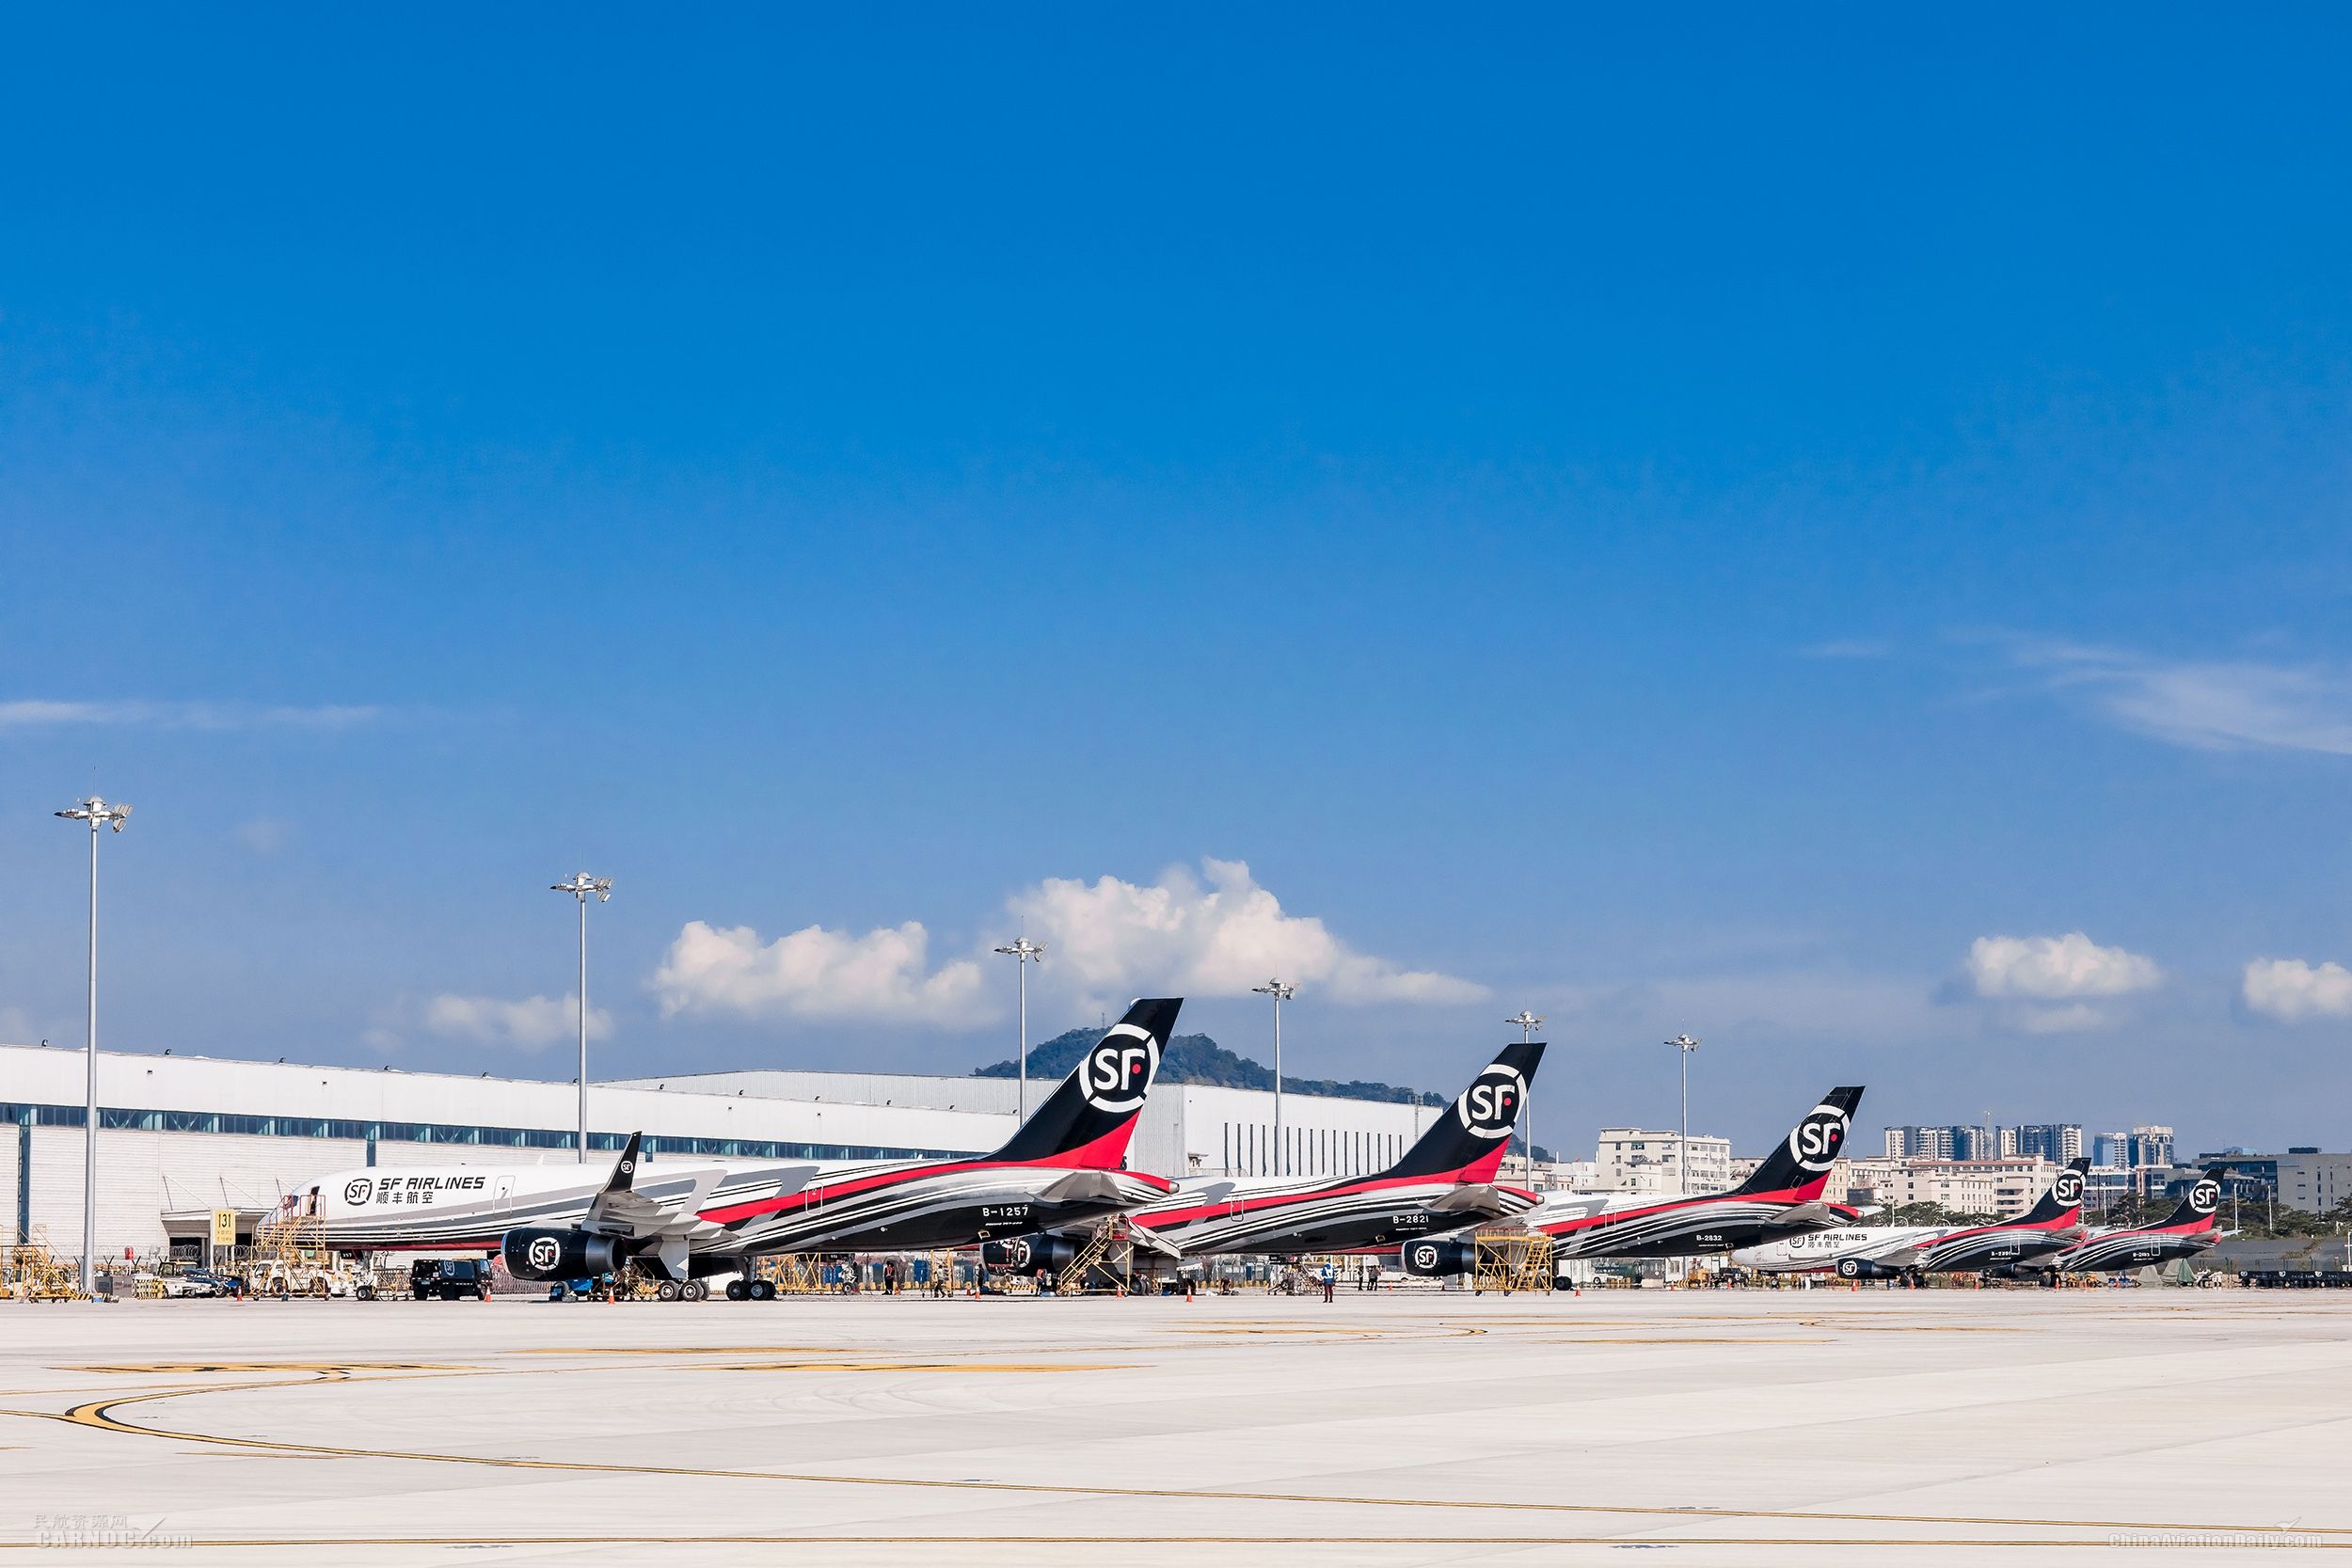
[307,999,1184,1294]
[1398,1085,1864,1275]
[1728,1158,2090,1278]
[2046,1164,2227,1275]
[982,1039,1545,1274]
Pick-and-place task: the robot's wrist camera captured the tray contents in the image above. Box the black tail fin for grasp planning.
[988,999,1182,1168]
[1383,1040,1546,1182]
[1732,1086,1864,1198]
[2156,1164,2228,1232]
[604,1132,643,1192]
[2019,1156,2090,1226]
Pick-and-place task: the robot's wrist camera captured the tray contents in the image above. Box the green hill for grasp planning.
[975,1027,1446,1105]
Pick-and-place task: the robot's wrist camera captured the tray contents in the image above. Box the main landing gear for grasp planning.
[723,1278,779,1302]
[654,1278,711,1302]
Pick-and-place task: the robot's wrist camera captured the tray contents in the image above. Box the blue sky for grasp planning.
[3,9,2349,1157]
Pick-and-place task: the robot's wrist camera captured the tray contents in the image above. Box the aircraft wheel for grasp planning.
[750,1279,776,1302]
[724,1279,748,1301]
[655,1279,681,1302]
[685,1279,709,1302]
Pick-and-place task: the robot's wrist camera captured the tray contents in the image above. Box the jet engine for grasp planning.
[1399,1237,1477,1278]
[1833,1256,1904,1281]
[501,1227,625,1281]
[980,1233,1082,1274]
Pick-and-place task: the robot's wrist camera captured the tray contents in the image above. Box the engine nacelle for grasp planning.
[1834,1256,1901,1281]
[1400,1238,1477,1278]
[501,1227,624,1281]
[980,1234,1080,1274]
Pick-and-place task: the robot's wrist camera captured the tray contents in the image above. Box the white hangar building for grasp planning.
[3,1042,1439,1261]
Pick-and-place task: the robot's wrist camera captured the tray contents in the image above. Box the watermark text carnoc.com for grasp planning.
[34,1513,193,1549]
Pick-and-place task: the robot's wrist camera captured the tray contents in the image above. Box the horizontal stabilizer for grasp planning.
[1428,1182,1513,1216]
[1037,1169,1131,1205]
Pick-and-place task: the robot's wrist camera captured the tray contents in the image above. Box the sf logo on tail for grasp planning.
[2054,1169,2086,1206]
[1788,1105,1850,1170]
[1456,1066,1527,1140]
[1081,1024,1161,1114]
[2189,1179,2219,1214]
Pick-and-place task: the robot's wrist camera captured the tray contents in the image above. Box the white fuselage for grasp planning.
[1730,1227,1939,1273]
[308,1153,1166,1259]
[1129,1173,1536,1258]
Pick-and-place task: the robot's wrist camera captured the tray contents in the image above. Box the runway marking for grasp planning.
[681,1360,1128,1372]
[74,1362,455,1375]
[510,1354,870,1363]
[0,1533,2331,1550]
[5,1364,2344,1544]
[1522,1336,1832,1345]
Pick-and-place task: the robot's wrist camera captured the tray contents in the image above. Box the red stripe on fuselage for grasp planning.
[1147,1169,1521,1230]
[696,1148,1170,1227]
[1534,1188,1821,1237]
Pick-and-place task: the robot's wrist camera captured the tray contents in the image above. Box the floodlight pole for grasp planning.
[1506,1011,1544,1181]
[993,939,1045,1122]
[1252,980,1296,1175]
[1665,1033,1702,1193]
[550,873,612,1162]
[54,797,130,1297]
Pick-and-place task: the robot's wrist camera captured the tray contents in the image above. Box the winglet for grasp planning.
[604,1132,644,1194]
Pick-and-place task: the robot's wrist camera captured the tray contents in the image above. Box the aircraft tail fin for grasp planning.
[1731,1086,1864,1199]
[1384,1040,1546,1182]
[988,999,1182,1169]
[2155,1164,2228,1233]
[2018,1157,2090,1227]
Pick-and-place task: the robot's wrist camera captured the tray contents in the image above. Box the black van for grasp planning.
[410,1259,493,1301]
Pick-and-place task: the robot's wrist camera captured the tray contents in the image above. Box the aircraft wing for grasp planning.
[1863,1240,1927,1266]
[1771,1200,1846,1232]
[578,1133,744,1241]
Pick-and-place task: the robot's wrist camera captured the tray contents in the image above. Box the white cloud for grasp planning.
[423,992,610,1052]
[1967,932,2161,1000]
[1802,638,1893,660]
[0,699,382,732]
[1009,858,1488,1007]
[2242,958,2352,1023]
[648,859,1486,1026]
[2005,640,2352,756]
[1964,931,2160,1033]
[651,920,986,1024]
